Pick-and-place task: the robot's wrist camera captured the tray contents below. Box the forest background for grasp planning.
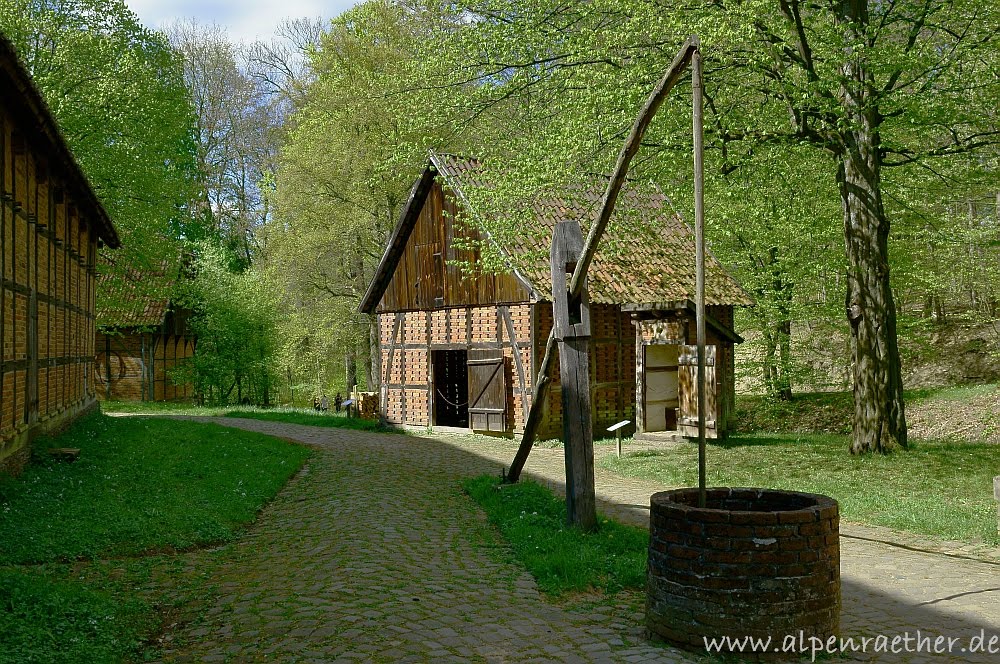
[1,0,996,449]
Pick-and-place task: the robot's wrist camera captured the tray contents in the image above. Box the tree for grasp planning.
[266,1,468,395]
[167,20,292,270]
[175,244,279,405]
[0,0,200,307]
[412,0,1000,453]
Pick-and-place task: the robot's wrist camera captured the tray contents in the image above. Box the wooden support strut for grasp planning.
[507,36,700,483]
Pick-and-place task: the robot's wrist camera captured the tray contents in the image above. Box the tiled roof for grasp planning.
[431,153,753,307]
[96,262,173,328]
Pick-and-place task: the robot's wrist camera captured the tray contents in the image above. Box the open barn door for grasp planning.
[467,349,507,432]
[678,344,718,439]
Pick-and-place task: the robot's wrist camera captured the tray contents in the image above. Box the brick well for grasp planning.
[647,487,840,657]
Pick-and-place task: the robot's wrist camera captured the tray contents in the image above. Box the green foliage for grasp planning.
[265,1,472,397]
[603,434,999,546]
[464,475,648,595]
[176,243,281,406]
[0,568,150,664]
[0,412,310,564]
[0,0,201,304]
[402,0,1000,414]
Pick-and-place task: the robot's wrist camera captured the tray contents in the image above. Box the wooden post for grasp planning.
[551,220,597,531]
[507,37,699,484]
[692,41,708,507]
[104,333,111,401]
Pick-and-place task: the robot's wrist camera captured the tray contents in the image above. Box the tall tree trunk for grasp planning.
[836,145,906,454]
[835,1,907,453]
[345,352,357,393]
[775,319,792,401]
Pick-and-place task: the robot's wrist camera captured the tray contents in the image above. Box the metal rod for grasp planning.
[692,43,707,508]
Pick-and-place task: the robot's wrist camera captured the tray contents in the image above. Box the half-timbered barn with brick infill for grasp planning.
[359,153,752,440]
[0,35,120,474]
[95,268,195,402]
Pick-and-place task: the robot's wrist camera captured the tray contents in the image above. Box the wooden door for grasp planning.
[643,344,679,432]
[677,344,718,438]
[467,349,507,432]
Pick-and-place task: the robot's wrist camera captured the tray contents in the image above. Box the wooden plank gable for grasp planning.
[377,179,530,313]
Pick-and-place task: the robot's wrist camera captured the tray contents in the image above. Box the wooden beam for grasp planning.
[500,305,529,429]
[551,220,596,530]
[507,37,700,483]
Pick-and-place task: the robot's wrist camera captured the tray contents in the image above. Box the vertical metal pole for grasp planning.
[692,42,707,508]
[617,429,622,458]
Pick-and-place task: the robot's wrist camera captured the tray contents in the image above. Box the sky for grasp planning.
[124,0,359,43]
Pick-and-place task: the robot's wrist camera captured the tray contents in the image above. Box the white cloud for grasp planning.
[124,0,359,42]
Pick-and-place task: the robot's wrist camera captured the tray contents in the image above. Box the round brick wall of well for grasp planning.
[647,488,840,655]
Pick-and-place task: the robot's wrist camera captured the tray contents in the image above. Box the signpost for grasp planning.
[607,420,631,458]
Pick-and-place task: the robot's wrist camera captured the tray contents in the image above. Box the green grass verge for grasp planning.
[100,401,393,433]
[0,567,151,663]
[99,400,222,415]
[602,433,999,546]
[222,408,391,432]
[0,413,311,564]
[464,475,647,596]
[0,412,310,662]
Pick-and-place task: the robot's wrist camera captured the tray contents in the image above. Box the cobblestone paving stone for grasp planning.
[156,420,693,663]
[158,419,1000,663]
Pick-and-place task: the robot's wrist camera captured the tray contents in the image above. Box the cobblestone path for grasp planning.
[157,420,692,663]
[158,419,1000,663]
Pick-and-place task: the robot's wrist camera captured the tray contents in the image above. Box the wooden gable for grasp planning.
[376,179,530,313]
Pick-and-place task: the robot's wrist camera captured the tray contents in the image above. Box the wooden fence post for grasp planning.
[551,220,597,531]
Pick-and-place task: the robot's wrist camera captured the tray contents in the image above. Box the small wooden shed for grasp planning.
[359,153,752,439]
[0,35,120,474]
[95,267,195,402]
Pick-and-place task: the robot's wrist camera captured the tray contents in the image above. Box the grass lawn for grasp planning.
[464,475,648,596]
[101,401,393,433]
[602,433,999,546]
[222,407,391,432]
[0,412,310,662]
[734,383,999,443]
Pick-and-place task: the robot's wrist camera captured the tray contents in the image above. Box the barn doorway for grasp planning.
[643,344,679,432]
[432,349,468,428]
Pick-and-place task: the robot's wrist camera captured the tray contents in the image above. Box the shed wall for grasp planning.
[634,305,737,435]
[95,331,195,402]
[378,302,636,438]
[0,111,100,474]
[380,304,533,430]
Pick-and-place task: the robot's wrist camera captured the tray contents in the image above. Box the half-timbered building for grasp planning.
[0,35,120,474]
[359,153,752,440]
[95,267,195,402]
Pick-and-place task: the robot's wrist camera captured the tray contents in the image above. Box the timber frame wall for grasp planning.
[378,302,635,438]
[95,329,195,402]
[0,112,101,474]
